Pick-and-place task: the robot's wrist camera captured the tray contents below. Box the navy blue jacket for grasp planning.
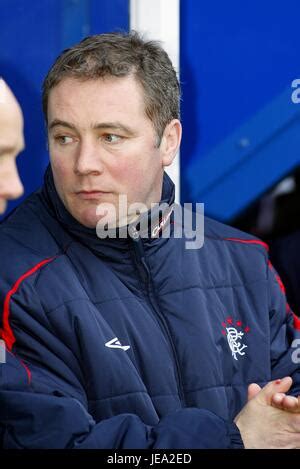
[0,168,300,449]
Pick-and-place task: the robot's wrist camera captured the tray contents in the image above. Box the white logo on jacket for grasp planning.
[105,337,130,351]
[226,327,247,360]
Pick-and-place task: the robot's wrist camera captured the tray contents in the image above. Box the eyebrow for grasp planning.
[48,119,135,135]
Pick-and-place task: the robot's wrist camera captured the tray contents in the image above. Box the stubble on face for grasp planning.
[47,76,166,228]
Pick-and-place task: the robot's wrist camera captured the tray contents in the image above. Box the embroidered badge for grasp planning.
[221,317,249,360]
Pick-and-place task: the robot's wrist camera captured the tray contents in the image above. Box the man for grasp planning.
[0,32,300,449]
[0,79,30,441]
[0,78,24,213]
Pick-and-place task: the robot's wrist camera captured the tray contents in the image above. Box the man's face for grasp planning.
[47,75,180,228]
[0,81,25,214]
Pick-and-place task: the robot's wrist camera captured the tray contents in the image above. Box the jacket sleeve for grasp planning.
[0,381,242,449]
[0,298,243,449]
[0,357,243,449]
[268,260,300,394]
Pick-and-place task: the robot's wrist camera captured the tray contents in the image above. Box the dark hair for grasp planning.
[42,31,180,141]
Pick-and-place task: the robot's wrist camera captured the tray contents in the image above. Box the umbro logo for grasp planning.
[105,337,130,351]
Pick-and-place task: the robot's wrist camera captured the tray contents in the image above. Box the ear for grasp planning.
[160,119,182,167]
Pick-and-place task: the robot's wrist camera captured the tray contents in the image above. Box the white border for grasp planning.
[130,0,180,202]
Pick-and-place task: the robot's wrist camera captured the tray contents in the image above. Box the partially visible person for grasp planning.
[0,78,24,214]
[0,78,28,448]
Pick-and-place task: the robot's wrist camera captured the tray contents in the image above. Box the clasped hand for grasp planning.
[234,377,300,448]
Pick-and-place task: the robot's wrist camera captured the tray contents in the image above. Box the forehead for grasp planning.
[47,76,147,121]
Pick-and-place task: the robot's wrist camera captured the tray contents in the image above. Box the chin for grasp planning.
[79,215,98,229]
[71,205,121,230]
[71,207,99,229]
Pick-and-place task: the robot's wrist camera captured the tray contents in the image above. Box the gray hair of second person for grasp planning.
[42,31,180,144]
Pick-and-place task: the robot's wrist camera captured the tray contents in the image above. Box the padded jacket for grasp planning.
[0,167,300,449]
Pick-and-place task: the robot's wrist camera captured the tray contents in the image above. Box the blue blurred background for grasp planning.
[1,0,300,238]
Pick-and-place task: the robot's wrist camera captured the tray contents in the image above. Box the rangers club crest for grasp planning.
[221,318,250,360]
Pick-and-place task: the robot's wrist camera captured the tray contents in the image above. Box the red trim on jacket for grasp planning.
[293,314,300,331]
[19,359,32,383]
[4,346,32,385]
[0,258,55,351]
[224,237,269,251]
[268,261,300,331]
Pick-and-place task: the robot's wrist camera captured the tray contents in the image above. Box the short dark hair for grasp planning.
[42,31,180,141]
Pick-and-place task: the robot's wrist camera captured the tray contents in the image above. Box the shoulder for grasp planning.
[0,192,63,286]
[179,205,268,257]
[204,216,269,254]
[201,216,270,278]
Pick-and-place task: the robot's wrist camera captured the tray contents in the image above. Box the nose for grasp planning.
[74,140,104,176]
[0,159,24,201]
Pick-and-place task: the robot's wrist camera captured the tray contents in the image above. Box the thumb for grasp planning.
[247,383,262,401]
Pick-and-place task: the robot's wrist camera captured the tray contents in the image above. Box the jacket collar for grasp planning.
[41,165,175,260]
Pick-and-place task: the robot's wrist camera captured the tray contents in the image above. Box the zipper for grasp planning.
[130,230,186,407]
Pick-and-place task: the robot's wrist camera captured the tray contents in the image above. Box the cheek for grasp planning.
[118,156,147,181]
[50,155,72,182]
[117,163,144,194]
[50,157,74,203]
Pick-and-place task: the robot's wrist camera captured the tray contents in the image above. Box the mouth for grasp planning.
[75,190,111,200]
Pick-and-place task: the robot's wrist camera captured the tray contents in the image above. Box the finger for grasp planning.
[257,377,293,404]
[271,394,300,413]
[281,395,300,412]
[248,383,262,401]
[271,392,286,410]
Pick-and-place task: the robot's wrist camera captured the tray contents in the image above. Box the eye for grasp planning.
[54,135,74,145]
[103,134,122,144]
